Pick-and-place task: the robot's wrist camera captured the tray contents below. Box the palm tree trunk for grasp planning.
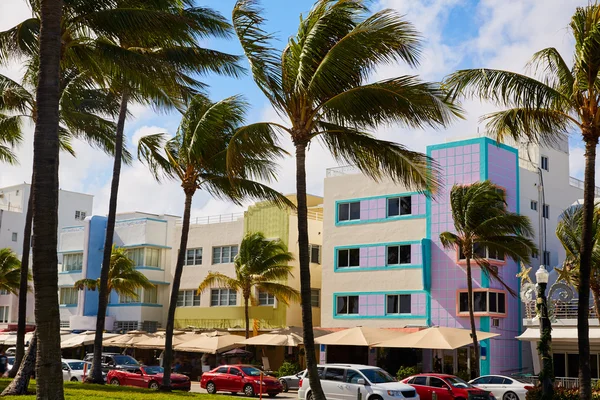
[294,142,325,400]
[466,258,479,378]
[244,296,250,339]
[30,0,65,398]
[88,90,129,384]
[1,333,37,395]
[10,190,33,378]
[579,136,598,400]
[161,191,194,390]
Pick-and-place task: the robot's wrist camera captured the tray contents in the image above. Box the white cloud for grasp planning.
[130,125,169,147]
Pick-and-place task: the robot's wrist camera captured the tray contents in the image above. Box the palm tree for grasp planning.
[28,0,64,397]
[198,232,299,339]
[0,249,26,294]
[138,93,292,389]
[443,6,600,397]
[74,246,154,303]
[439,181,536,376]
[556,205,600,324]
[230,1,460,397]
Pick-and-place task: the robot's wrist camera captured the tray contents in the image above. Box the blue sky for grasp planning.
[0,0,591,217]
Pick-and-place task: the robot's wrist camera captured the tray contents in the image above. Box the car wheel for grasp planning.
[70,377,78,382]
[268,394,278,398]
[369,396,383,400]
[149,381,159,390]
[306,391,313,400]
[280,380,288,392]
[244,384,255,397]
[503,392,519,400]
[206,381,217,394]
[110,378,120,386]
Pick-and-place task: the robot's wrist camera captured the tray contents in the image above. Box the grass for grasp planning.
[0,379,240,399]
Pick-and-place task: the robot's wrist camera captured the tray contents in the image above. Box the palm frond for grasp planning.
[527,47,575,96]
[202,175,294,209]
[137,133,178,182]
[0,74,34,113]
[198,272,241,294]
[0,248,23,294]
[255,281,300,305]
[0,18,40,65]
[439,232,460,251]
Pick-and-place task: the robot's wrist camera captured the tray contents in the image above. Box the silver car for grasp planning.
[279,370,305,392]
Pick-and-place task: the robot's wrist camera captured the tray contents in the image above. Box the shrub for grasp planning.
[276,361,301,378]
[396,366,420,380]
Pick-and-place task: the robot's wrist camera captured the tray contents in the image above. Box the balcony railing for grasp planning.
[525,299,597,320]
[529,376,600,389]
[182,212,244,226]
[0,204,22,212]
[291,209,323,221]
[569,177,600,197]
[326,165,360,177]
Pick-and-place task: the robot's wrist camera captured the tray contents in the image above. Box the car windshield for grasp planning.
[447,377,472,388]
[68,362,85,370]
[112,355,139,366]
[359,369,396,384]
[240,366,262,376]
[144,366,164,375]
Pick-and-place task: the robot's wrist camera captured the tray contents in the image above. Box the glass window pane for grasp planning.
[211,290,219,306]
[310,245,321,264]
[348,296,359,314]
[489,292,498,313]
[213,247,221,264]
[230,246,238,259]
[229,290,237,305]
[399,245,411,264]
[498,293,506,313]
[220,290,227,305]
[387,246,399,265]
[193,292,201,306]
[387,295,398,314]
[349,249,360,267]
[311,289,320,307]
[553,353,566,377]
[400,196,412,215]
[186,250,195,266]
[195,248,203,264]
[349,202,361,220]
[399,294,411,314]
[338,250,349,268]
[567,354,579,378]
[473,292,487,312]
[337,297,348,314]
[177,291,184,307]
[222,247,231,263]
[459,292,468,312]
[338,204,349,221]
[592,355,599,379]
[387,198,399,217]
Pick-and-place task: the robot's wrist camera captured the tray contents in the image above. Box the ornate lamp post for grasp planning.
[536,265,553,400]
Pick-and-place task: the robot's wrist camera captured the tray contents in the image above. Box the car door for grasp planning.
[470,377,492,391]
[429,377,454,400]
[321,367,346,400]
[61,362,70,381]
[213,367,231,391]
[485,376,508,399]
[129,368,148,388]
[339,369,368,400]
[409,376,431,400]
[228,367,245,392]
[291,372,304,389]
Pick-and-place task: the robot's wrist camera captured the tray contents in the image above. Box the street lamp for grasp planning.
[536,265,553,400]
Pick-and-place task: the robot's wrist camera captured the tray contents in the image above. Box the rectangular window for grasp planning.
[119,288,142,304]
[543,204,550,219]
[530,200,538,211]
[258,291,275,306]
[212,246,239,264]
[177,290,200,307]
[541,156,549,171]
[311,289,320,307]
[337,248,360,268]
[309,245,321,264]
[0,290,8,295]
[75,211,87,221]
[11,232,17,242]
[386,294,412,314]
[141,321,159,333]
[128,248,144,267]
[387,245,412,265]
[210,288,237,306]
[116,321,139,332]
[336,295,359,315]
[59,288,78,305]
[543,251,551,266]
[185,248,203,266]
[458,244,504,262]
[387,196,412,217]
[146,248,160,268]
[127,248,161,269]
[532,250,538,259]
[0,306,9,323]
[458,291,506,315]
[143,286,158,304]
[338,202,360,222]
[63,253,83,272]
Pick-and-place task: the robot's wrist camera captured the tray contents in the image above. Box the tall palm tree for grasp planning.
[443,6,600,397]
[28,0,64,397]
[0,249,27,294]
[138,93,292,389]
[74,246,154,302]
[555,205,600,324]
[439,181,536,376]
[198,232,299,339]
[230,1,460,397]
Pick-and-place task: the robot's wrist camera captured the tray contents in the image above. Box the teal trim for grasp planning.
[332,290,429,319]
[59,304,77,308]
[58,250,84,254]
[334,241,422,272]
[428,137,486,151]
[61,225,84,230]
[480,139,490,288]
[107,303,163,308]
[115,217,167,224]
[135,266,163,271]
[58,270,82,274]
[335,265,422,273]
[425,144,434,326]
[335,192,426,226]
[149,280,170,285]
[121,244,171,249]
[479,316,491,375]
[422,239,431,291]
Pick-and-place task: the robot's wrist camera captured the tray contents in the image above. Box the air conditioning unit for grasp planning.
[492,318,500,327]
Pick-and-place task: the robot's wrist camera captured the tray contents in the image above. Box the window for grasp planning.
[119,288,142,304]
[143,286,158,304]
[541,156,549,171]
[311,289,320,307]
[115,321,139,332]
[216,367,229,374]
[309,245,321,264]
[386,294,411,314]
[532,250,538,259]
[337,248,360,268]
[127,248,144,267]
[338,202,360,222]
[387,196,412,217]
[185,248,203,266]
[63,253,83,272]
[411,376,427,385]
[11,232,17,242]
[59,288,78,305]
[177,290,200,307]
[127,248,161,268]
[387,245,411,265]
[210,288,237,306]
[543,204,550,219]
[141,321,159,333]
[530,200,538,211]
[75,211,87,221]
[146,248,160,268]
[458,291,506,315]
[212,245,239,264]
[543,251,551,266]
[258,291,275,306]
[345,370,363,384]
[336,295,359,315]
[458,243,504,262]
[323,368,345,382]
[0,290,8,295]
[430,377,448,388]
[0,306,8,323]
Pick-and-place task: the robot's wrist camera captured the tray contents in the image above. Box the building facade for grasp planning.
[321,136,585,375]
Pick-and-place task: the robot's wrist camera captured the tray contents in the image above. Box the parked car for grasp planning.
[61,359,88,382]
[469,375,533,400]
[279,370,305,392]
[107,365,191,391]
[200,364,283,397]
[298,364,418,400]
[402,374,495,400]
[5,347,15,356]
[83,353,139,370]
[6,356,14,372]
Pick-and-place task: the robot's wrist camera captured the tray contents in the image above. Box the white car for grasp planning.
[298,364,419,400]
[61,359,88,382]
[469,375,533,400]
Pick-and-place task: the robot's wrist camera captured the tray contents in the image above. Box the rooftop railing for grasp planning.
[182,212,244,226]
[0,204,22,212]
[525,299,597,320]
[568,176,600,197]
[291,209,324,221]
[326,165,360,177]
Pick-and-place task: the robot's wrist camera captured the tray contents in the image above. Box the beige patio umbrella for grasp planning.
[134,331,198,350]
[315,327,403,346]
[373,326,500,350]
[175,332,243,354]
[61,331,119,349]
[238,326,330,346]
[103,330,153,347]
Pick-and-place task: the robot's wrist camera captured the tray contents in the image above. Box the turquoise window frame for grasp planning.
[333,241,422,272]
[335,192,426,226]
[332,290,428,319]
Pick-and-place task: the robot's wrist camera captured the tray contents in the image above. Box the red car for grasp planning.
[402,374,495,400]
[107,365,191,391]
[200,364,283,397]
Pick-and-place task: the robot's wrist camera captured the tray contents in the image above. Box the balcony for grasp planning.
[524,299,597,320]
[178,212,244,226]
[568,177,600,197]
[529,376,600,389]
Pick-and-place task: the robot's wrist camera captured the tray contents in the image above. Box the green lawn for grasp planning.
[0,379,239,400]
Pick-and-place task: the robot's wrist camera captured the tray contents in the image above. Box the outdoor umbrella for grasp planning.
[315,326,402,346]
[0,332,35,346]
[221,348,253,357]
[134,331,198,350]
[61,331,119,349]
[103,331,153,347]
[174,332,243,354]
[372,326,500,349]
[238,326,330,347]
